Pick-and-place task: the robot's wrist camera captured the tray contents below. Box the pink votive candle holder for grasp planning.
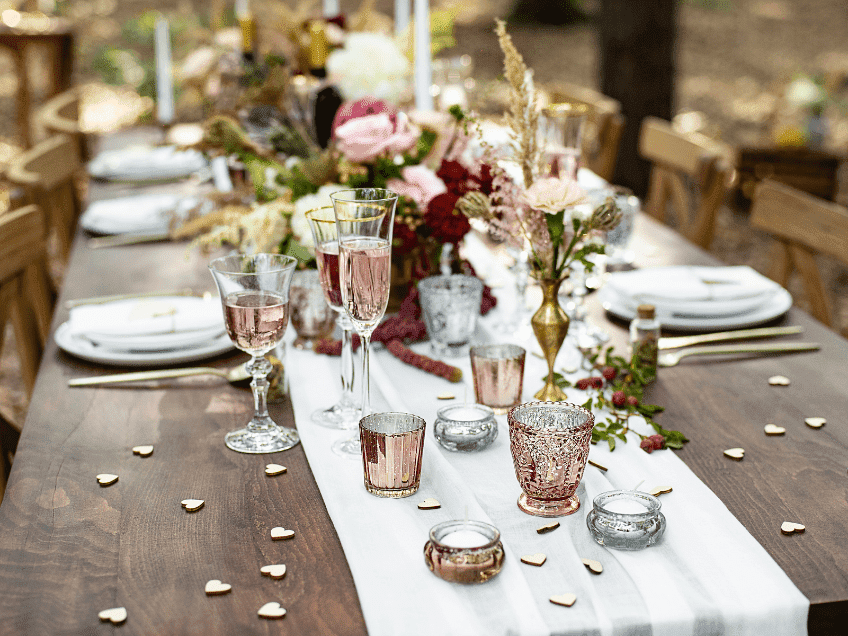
[424,520,504,584]
[469,344,526,414]
[360,412,426,498]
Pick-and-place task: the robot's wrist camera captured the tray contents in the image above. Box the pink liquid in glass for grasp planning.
[339,237,390,329]
[315,241,343,311]
[360,425,425,497]
[224,290,289,355]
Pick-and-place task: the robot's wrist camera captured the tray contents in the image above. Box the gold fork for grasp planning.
[658,342,820,367]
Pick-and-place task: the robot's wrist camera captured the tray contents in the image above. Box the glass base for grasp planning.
[517,492,580,517]
[225,417,300,454]
[430,341,471,358]
[331,435,361,458]
[311,402,361,430]
[364,482,420,498]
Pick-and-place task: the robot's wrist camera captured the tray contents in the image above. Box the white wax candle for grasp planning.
[395,0,410,36]
[154,16,175,125]
[211,156,233,193]
[605,498,648,515]
[440,529,489,548]
[323,0,340,17]
[234,0,249,19]
[413,0,433,111]
[447,406,487,422]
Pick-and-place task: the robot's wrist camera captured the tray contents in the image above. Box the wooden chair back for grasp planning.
[35,88,88,161]
[0,205,53,397]
[548,82,624,183]
[638,116,735,249]
[5,134,82,261]
[750,179,848,327]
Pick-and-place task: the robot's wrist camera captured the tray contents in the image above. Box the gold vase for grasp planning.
[531,277,570,402]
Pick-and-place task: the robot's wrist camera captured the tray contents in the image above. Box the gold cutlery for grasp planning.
[658,326,803,350]
[64,288,199,309]
[658,341,819,367]
[87,232,171,249]
[68,363,250,387]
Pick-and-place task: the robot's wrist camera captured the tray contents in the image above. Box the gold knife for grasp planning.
[88,232,172,249]
[658,326,803,350]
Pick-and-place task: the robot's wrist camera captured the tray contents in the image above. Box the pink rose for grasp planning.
[333,112,418,163]
[523,176,586,214]
[331,97,397,136]
[386,165,447,210]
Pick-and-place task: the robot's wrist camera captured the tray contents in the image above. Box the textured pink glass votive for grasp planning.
[507,401,595,517]
[469,344,526,414]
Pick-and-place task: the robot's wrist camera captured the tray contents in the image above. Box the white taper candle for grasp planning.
[323,0,340,17]
[154,16,175,125]
[395,0,410,36]
[413,0,432,111]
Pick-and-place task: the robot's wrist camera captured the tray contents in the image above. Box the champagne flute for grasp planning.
[209,253,299,453]
[305,206,360,429]
[330,188,398,457]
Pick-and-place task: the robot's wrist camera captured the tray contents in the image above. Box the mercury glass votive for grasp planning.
[507,401,594,517]
[289,269,336,350]
[418,275,483,358]
[434,403,497,452]
[360,413,426,498]
[470,344,526,413]
[586,490,666,550]
[424,520,504,584]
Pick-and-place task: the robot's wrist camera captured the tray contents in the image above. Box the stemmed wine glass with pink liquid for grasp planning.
[209,253,299,454]
[330,188,398,457]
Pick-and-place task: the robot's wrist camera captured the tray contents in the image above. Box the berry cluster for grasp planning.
[640,434,666,454]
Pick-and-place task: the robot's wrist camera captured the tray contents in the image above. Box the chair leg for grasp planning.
[0,413,20,483]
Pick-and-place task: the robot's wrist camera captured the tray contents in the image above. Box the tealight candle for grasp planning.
[424,520,504,584]
[433,403,497,452]
[603,498,649,515]
[586,490,666,550]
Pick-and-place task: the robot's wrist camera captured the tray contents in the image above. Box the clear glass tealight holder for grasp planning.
[586,490,666,550]
[424,520,504,584]
[434,403,497,452]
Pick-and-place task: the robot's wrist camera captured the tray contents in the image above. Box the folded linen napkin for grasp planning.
[605,266,783,318]
[80,195,200,235]
[87,146,207,181]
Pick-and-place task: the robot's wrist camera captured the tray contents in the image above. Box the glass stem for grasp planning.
[338,314,356,408]
[247,355,272,430]
[359,331,372,422]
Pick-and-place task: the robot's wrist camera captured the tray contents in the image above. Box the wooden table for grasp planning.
[1,175,847,634]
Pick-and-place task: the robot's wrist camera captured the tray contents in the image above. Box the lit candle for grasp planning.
[413,0,432,111]
[446,405,488,422]
[395,0,410,36]
[154,16,175,125]
[440,529,490,548]
[323,0,340,18]
[604,499,648,515]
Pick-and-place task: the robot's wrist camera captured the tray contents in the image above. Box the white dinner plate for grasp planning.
[87,146,208,182]
[54,322,234,367]
[598,285,794,332]
[87,326,227,352]
[80,194,201,236]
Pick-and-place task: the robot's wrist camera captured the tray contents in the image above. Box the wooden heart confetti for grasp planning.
[260,564,287,579]
[723,448,744,460]
[132,445,153,457]
[417,498,441,510]
[581,558,603,574]
[520,553,547,567]
[96,474,118,486]
[768,375,791,386]
[805,417,826,429]
[549,593,577,607]
[271,527,295,540]
[265,464,287,476]
[536,521,560,534]
[648,486,673,497]
[764,424,786,436]
[98,607,127,624]
[563,365,579,374]
[258,602,286,619]
[181,499,204,512]
[588,459,608,472]
[436,392,455,400]
[205,580,232,595]
[780,521,806,535]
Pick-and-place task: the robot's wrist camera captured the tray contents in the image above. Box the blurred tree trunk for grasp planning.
[508,0,586,26]
[599,0,677,197]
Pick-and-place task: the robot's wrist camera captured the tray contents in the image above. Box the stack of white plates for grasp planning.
[87,146,208,182]
[599,265,793,331]
[80,194,201,236]
[55,296,233,366]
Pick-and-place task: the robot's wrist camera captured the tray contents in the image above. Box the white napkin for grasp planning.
[605,266,783,318]
[67,297,224,351]
[80,194,200,235]
[87,146,207,181]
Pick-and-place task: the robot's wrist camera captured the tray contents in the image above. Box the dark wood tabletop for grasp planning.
[1,159,847,634]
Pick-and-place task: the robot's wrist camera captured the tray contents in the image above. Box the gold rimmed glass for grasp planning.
[541,102,588,180]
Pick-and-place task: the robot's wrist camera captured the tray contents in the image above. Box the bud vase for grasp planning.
[531,277,570,401]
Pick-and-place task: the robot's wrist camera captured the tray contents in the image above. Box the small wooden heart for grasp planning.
[768,375,791,386]
[588,459,608,472]
[258,602,287,619]
[205,579,232,595]
[181,499,204,512]
[723,448,744,460]
[265,464,287,476]
[436,392,455,400]
[780,521,806,535]
[563,365,579,374]
[96,474,118,486]
[805,417,826,429]
[132,445,153,457]
[549,593,577,607]
[581,558,603,574]
[260,564,287,579]
[417,498,441,510]
[98,607,127,624]
[271,527,295,540]
[764,424,786,436]
[648,486,673,497]
[520,553,546,567]
[536,521,560,534]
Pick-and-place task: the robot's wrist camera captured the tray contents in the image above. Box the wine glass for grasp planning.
[305,206,360,429]
[208,253,299,454]
[330,188,398,457]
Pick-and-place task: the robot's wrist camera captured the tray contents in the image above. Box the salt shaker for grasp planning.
[629,304,660,382]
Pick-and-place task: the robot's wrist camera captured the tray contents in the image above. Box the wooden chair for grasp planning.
[750,179,848,328]
[0,205,53,481]
[638,116,735,250]
[35,88,88,161]
[547,81,625,183]
[5,134,82,262]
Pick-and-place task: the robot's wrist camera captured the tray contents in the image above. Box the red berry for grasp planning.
[590,377,604,389]
[648,434,665,450]
[602,366,617,381]
[639,438,655,454]
[612,391,626,407]
[626,396,639,407]
[576,378,591,390]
